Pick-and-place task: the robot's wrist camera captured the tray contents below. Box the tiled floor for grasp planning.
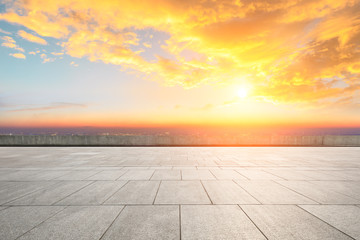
[0,147,360,239]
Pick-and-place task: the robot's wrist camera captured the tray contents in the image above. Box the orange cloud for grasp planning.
[0,0,359,107]
[51,52,64,56]
[9,53,26,59]
[143,42,152,48]
[18,30,47,45]
[1,36,24,52]
[70,61,79,67]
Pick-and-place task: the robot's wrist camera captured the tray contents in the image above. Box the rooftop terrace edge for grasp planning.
[0,135,360,146]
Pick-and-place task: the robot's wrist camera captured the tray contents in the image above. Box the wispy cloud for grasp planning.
[8,102,87,112]
[18,30,47,45]
[9,53,26,59]
[0,28,11,35]
[51,52,64,56]
[70,61,79,67]
[40,53,55,63]
[143,42,152,48]
[1,36,24,52]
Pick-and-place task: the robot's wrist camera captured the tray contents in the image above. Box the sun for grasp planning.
[237,88,248,99]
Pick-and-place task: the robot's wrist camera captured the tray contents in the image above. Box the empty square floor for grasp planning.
[0,147,360,240]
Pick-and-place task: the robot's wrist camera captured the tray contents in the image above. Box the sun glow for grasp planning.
[237,87,248,99]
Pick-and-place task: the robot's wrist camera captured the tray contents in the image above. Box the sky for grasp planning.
[0,0,359,129]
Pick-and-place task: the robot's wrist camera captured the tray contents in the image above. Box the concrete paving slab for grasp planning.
[86,170,127,180]
[181,205,266,240]
[7,181,92,205]
[173,166,197,170]
[70,167,97,170]
[93,167,124,171]
[0,170,71,181]
[234,180,316,204]
[236,169,283,180]
[118,170,155,180]
[331,171,360,181]
[0,206,65,240]
[148,166,173,170]
[196,159,218,166]
[210,169,247,180]
[264,169,314,180]
[18,206,123,240]
[0,170,17,178]
[0,181,55,205]
[197,166,220,170]
[0,171,42,181]
[241,205,352,240]
[335,171,360,180]
[155,181,211,204]
[24,170,72,181]
[300,205,360,239]
[102,205,179,240]
[54,171,100,180]
[277,181,360,204]
[308,181,360,200]
[294,170,349,180]
[56,181,128,205]
[150,170,181,180]
[105,181,159,204]
[202,181,259,204]
[181,170,216,180]
[121,167,149,170]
